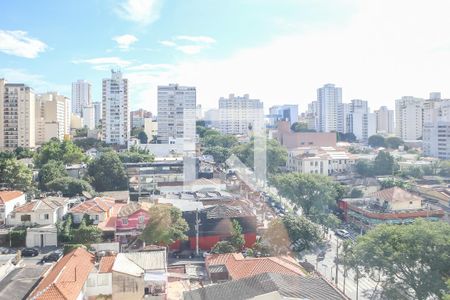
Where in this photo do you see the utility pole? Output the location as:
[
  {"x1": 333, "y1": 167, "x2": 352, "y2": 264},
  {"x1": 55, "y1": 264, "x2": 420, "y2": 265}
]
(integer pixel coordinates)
[
  {"x1": 356, "y1": 268, "x2": 359, "y2": 300},
  {"x1": 335, "y1": 240, "x2": 339, "y2": 285},
  {"x1": 195, "y1": 209, "x2": 200, "y2": 256}
]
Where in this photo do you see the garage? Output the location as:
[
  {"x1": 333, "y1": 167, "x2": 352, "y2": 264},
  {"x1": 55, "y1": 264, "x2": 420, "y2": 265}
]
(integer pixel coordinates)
[{"x1": 26, "y1": 225, "x2": 58, "y2": 248}]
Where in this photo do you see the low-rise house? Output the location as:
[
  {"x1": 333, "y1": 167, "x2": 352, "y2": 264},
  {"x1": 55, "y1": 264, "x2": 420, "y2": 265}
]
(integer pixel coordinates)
[
  {"x1": 29, "y1": 247, "x2": 95, "y2": 300},
  {"x1": 7, "y1": 196, "x2": 68, "y2": 226},
  {"x1": 339, "y1": 187, "x2": 445, "y2": 230},
  {"x1": 26, "y1": 225, "x2": 58, "y2": 248},
  {"x1": 65, "y1": 163, "x2": 87, "y2": 179},
  {"x1": 183, "y1": 272, "x2": 349, "y2": 300},
  {"x1": 0, "y1": 191, "x2": 26, "y2": 224},
  {"x1": 205, "y1": 253, "x2": 305, "y2": 282},
  {"x1": 115, "y1": 202, "x2": 150, "y2": 245},
  {"x1": 84, "y1": 255, "x2": 116, "y2": 299},
  {"x1": 112, "y1": 250, "x2": 168, "y2": 300},
  {"x1": 69, "y1": 197, "x2": 115, "y2": 224}
]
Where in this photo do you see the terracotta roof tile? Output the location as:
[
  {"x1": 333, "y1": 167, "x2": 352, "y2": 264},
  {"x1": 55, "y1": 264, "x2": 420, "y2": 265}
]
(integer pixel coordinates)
[
  {"x1": 206, "y1": 253, "x2": 305, "y2": 280},
  {"x1": 371, "y1": 187, "x2": 423, "y2": 203},
  {"x1": 69, "y1": 197, "x2": 114, "y2": 214},
  {"x1": 0, "y1": 191, "x2": 23, "y2": 204},
  {"x1": 14, "y1": 197, "x2": 67, "y2": 213},
  {"x1": 98, "y1": 255, "x2": 116, "y2": 273},
  {"x1": 30, "y1": 247, "x2": 95, "y2": 300}
]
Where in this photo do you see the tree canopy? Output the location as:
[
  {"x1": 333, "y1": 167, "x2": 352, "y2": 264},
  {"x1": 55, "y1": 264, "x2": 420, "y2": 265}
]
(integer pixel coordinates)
[
  {"x1": 140, "y1": 205, "x2": 188, "y2": 246},
  {"x1": 355, "y1": 151, "x2": 398, "y2": 177},
  {"x1": 290, "y1": 122, "x2": 316, "y2": 132},
  {"x1": 34, "y1": 139, "x2": 86, "y2": 167},
  {"x1": 272, "y1": 173, "x2": 338, "y2": 216},
  {"x1": 137, "y1": 131, "x2": 148, "y2": 144},
  {"x1": 47, "y1": 177, "x2": 94, "y2": 197},
  {"x1": 0, "y1": 156, "x2": 33, "y2": 192},
  {"x1": 38, "y1": 160, "x2": 68, "y2": 190},
  {"x1": 346, "y1": 220, "x2": 450, "y2": 300},
  {"x1": 87, "y1": 150, "x2": 128, "y2": 192},
  {"x1": 118, "y1": 146, "x2": 154, "y2": 163},
  {"x1": 385, "y1": 136, "x2": 404, "y2": 149},
  {"x1": 337, "y1": 132, "x2": 357, "y2": 143},
  {"x1": 368, "y1": 135, "x2": 386, "y2": 148}
]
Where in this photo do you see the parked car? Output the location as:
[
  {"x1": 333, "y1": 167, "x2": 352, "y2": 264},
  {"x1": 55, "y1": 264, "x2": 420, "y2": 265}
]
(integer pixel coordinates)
[
  {"x1": 41, "y1": 250, "x2": 62, "y2": 263},
  {"x1": 21, "y1": 248, "x2": 39, "y2": 257},
  {"x1": 172, "y1": 249, "x2": 195, "y2": 259},
  {"x1": 335, "y1": 229, "x2": 350, "y2": 239},
  {"x1": 0, "y1": 247, "x2": 10, "y2": 254},
  {"x1": 317, "y1": 251, "x2": 326, "y2": 261}
]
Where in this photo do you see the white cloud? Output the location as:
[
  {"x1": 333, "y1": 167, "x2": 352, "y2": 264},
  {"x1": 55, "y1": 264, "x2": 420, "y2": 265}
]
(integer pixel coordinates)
[
  {"x1": 113, "y1": 34, "x2": 138, "y2": 50},
  {"x1": 160, "y1": 35, "x2": 216, "y2": 55},
  {"x1": 0, "y1": 68, "x2": 69, "y2": 94},
  {"x1": 0, "y1": 30, "x2": 47, "y2": 58},
  {"x1": 115, "y1": 0, "x2": 163, "y2": 25},
  {"x1": 73, "y1": 56, "x2": 132, "y2": 70},
  {"x1": 127, "y1": 0, "x2": 450, "y2": 113}
]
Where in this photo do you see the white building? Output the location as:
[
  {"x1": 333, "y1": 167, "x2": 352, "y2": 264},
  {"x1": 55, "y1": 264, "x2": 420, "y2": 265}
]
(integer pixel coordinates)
[
  {"x1": 7, "y1": 197, "x2": 68, "y2": 226},
  {"x1": 35, "y1": 92, "x2": 70, "y2": 144},
  {"x1": 337, "y1": 103, "x2": 350, "y2": 133},
  {"x1": 0, "y1": 80, "x2": 36, "y2": 150},
  {"x1": 93, "y1": 101, "x2": 102, "y2": 127},
  {"x1": 395, "y1": 96, "x2": 424, "y2": 140},
  {"x1": 374, "y1": 106, "x2": 394, "y2": 134},
  {"x1": 346, "y1": 99, "x2": 375, "y2": 142},
  {"x1": 218, "y1": 94, "x2": 264, "y2": 135},
  {"x1": 83, "y1": 105, "x2": 95, "y2": 130},
  {"x1": 423, "y1": 98, "x2": 450, "y2": 159},
  {"x1": 317, "y1": 84, "x2": 342, "y2": 132},
  {"x1": 287, "y1": 147, "x2": 356, "y2": 176},
  {"x1": 204, "y1": 109, "x2": 220, "y2": 128},
  {"x1": 157, "y1": 84, "x2": 196, "y2": 143},
  {"x1": 0, "y1": 191, "x2": 26, "y2": 224},
  {"x1": 102, "y1": 70, "x2": 129, "y2": 145},
  {"x1": 72, "y1": 80, "x2": 92, "y2": 116},
  {"x1": 269, "y1": 105, "x2": 298, "y2": 126}
]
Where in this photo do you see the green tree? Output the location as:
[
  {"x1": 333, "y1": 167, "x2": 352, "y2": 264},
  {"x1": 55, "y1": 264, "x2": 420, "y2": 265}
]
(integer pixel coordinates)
[
  {"x1": 73, "y1": 138, "x2": 107, "y2": 151},
  {"x1": 118, "y1": 147, "x2": 154, "y2": 163},
  {"x1": 282, "y1": 214, "x2": 324, "y2": 252},
  {"x1": 74, "y1": 126, "x2": 88, "y2": 137},
  {"x1": 203, "y1": 134, "x2": 238, "y2": 148},
  {"x1": 35, "y1": 139, "x2": 86, "y2": 167},
  {"x1": 203, "y1": 146, "x2": 231, "y2": 164},
  {"x1": 229, "y1": 220, "x2": 245, "y2": 250},
  {"x1": 379, "y1": 177, "x2": 410, "y2": 189},
  {"x1": 211, "y1": 241, "x2": 236, "y2": 254},
  {"x1": 47, "y1": 177, "x2": 94, "y2": 197},
  {"x1": 346, "y1": 220, "x2": 450, "y2": 300},
  {"x1": 400, "y1": 166, "x2": 424, "y2": 179},
  {"x1": 337, "y1": 132, "x2": 356, "y2": 143},
  {"x1": 368, "y1": 135, "x2": 386, "y2": 148},
  {"x1": 0, "y1": 157, "x2": 33, "y2": 191},
  {"x1": 355, "y1": 160, "x2": 373, "y2": 177},
  {"x1": 140, "y1": 205, "x2": 188, "y2": 246},
  {"x1": 137, "y1": 131, "x2": 148, "y2": 144},
  {"x1": 349, "y1": 188, "x2": 364, "y2": 198},
  {"x1": 272, "y1": 173, "x2": 337, "y2": 216},
  {"x1": 87, "y1": 151, "x2": 128, "y2": 191},
  {"x1": 72, "y1": 218, "x2": 102, "y2": 244},
  {"x1": 373, "y1": 151, "x2": 398, "y2": 175},
  {"x1": 385, "y1": 136, "x2": 404, "y2": 149},
  {"x1": 290, "y1": 122, "x2": 315, "y2": 132},
  {"x1": 233, "y1": 139, "x2": 287, "y2": 174},
  {"x1": 38, "y1": 160, "x2": 68, "y2": 190},
  {"x1": 14, "y1": 147, "x2": 34, "y2": 159},
  {"x1": 439, "y1": 161, "x2": 450, "y2": 177}
]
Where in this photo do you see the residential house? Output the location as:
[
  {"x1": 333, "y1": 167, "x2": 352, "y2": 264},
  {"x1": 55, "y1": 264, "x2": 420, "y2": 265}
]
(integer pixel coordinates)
[
  {"x1": 7, "y1": 197, "x2": 68, "y2": 226},
  {"x1": 183, "y1": 272, "x2": 349, "y2": 300},
  {"x1": 0, "y1": 191, "x2": 26, "y2": 224},
  {"x1": 84, "y1": 255, "x2": 116, "y2": 299},
  {"x1": 181, "y1": 204, "x2": 257, "y2": 251},
  {"x1": 112, "y1": 250, "x2": 168, "y2": 300},
  {"x1": 69, "y1": 197, "x2": 115, "y2": 224},
  {"x1": 29, "y1": 247, "x2": 95, "y2": 300},
  {"x1": 339, "y1": 187, "x2": 445, "y2": 230},
  {"x1": 205, "y1": 253, "x2": 305, "y2": 282},
  {"x1": 115, "y1": 202, "x2": 151, "y2": 246}
]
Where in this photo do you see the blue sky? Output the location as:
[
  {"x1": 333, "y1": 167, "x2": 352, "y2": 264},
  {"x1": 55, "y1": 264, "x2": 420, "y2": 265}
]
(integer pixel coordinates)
[{"x1": 2, "y1": 0, "x2": 450, "y2": 113}]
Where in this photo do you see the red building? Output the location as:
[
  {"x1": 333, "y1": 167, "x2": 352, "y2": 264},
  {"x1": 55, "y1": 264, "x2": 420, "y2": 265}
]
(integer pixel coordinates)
[
  {"x1": 179, "y1": 204, "x2": 257, "y2": 251},
  {"x1": 115, "y1": 202, "x2": 151, "y2": 245}
]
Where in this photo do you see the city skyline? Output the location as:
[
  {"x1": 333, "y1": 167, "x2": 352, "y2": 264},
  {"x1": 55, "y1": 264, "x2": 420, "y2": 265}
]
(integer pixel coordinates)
[{"x1": 2, "y1": 0, "x2": 450, "y2": 113}]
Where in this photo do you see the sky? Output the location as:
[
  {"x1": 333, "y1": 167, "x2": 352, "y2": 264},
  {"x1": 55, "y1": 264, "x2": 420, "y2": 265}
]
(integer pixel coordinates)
[{"x1": 2, "y1": 0, "x2": 450, "y2": 113}]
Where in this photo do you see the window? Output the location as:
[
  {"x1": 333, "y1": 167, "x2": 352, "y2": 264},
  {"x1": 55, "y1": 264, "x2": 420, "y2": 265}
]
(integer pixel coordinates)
[
  {"x1": 122, "y1": 218, "x2": 128, "y2": 225},
  {"x1": 138, "y1": 215, "x2": 145, "y2": 223},
  {"x1": 21, "y1": 215, "x2": 31, "y2": 222},
  {"x1": 44, "y1": 214, "x2": 49, "y2": 220}
]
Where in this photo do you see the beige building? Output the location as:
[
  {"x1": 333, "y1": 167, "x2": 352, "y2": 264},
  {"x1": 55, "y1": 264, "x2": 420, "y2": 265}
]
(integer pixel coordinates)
[
  {"x1": 274, "y1": 121, "x2": 337, "y2": 150},
  {"x1": 71, "y1": 113, "x2": 84, "y2": 129},
  {"x1": 35, "y1": 92, "x2": 70, "y2": 144},
  {"x1": 287, "y1": 146, "x2": 355, "y2": 176},
  {"x1": 144, "y1": 118, "x2": 157, "y2": 141},
  {"x1": 0, "y1": 79, "x2": 36, "y2": 150}
]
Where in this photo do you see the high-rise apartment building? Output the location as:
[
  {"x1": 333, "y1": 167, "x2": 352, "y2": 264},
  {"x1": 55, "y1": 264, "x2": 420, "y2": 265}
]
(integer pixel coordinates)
[
  {"x1": 0, "y1": 79, "x2": 36, "y2": 150},
  {"x1": 82, "y1": 105, "x2": 95, "y2": 130},
  {"x1": 102, "y1": 70, "x2": 129, "y2": 145},
  {"x1": 269, "y1": 105, "x2": 299, "y2": 126},
  {"x1": 346, "y1": 99, "x2": 375, "y2": 142},
  {"x1": 374, "y1": 106, "x2": 394, "y2": 134},
  {"x1": 71, "y1": 80, "x2": 92, "y2": 116},
  {"x1": 317, "y1": 84, "x2": 342, "y2": 132},
  {"x1": 35, "y1": 92, "x2": 70, "y2": 144},
  {"x1": 423, "y1": 95, "x2": 450, "y2": 159},
  {"x1": 337, "y1": 103, "x2": 350, "y2": 133},
  {"x1": 218, "y1": 94, "x2": 264, "y2": 135},
  {"x1": 157, "y1": 84, "x2": 196, "y2": 143},
  {"x1": 93, "y1": 101, "x2": 102, "y2": 127},
  {"x1": 395, "y1": 96, "x2": 424, "y2": 140},
  {"x1": 130, "y1": 109, "x2": 152, "y2": 129}
]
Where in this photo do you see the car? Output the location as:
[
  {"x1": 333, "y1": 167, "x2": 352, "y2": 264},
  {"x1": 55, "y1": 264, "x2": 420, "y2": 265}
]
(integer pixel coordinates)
[
  {"x1": 172, "y1": 249, "x2": 195, "y2": 259},
  {"x1": 0, "y1": 247, "x2": 11, "y2": 254},
  {"x1": 21, "y1": 247, "x2": 39, "y2": 257},
  {"x1": 41, "y1": 250, "x2": 62, "y2": 263},
  {"x1": 317, "y1": 251, "x2": 326, "y2": 261},
  {"x1": 335, "y1": 229, "x2": 350, "y2": 239}
]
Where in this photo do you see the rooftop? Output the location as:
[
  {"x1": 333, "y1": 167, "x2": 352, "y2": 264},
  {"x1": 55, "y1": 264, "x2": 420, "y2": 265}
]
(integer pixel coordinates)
[
  {"x1": 371, "y1": 187, "x2": 423, "y2": 204},
  {"x1": 204, "y1": 204, "x2": 254, "y2": 219},
  {"x1": 13, "y1": 197, "x2": 67, "y2": 213},
  {"x1": 112, "y1": 250, "x2": 167, "y2": 276},
  {"x1": 30, "y1": 247, "x2": 95, "y2": 300},
  {"x1": 98, "y1": 255, "x2": 116, "y2": 273},
  {"x1": 69, "y1": 197, "x2": 115, "y2": 214},
  {"x1": 183, "y1": 272, "x2": 348, "y2": 300},
  {"x1": 0, "y1": 191, "x2": 23, "y2": 204},
  {"x1": 206, "y1": 253, "x2": 305, "y2": 280}
]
